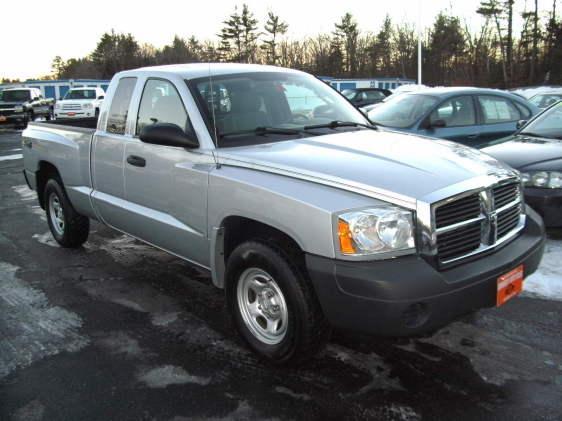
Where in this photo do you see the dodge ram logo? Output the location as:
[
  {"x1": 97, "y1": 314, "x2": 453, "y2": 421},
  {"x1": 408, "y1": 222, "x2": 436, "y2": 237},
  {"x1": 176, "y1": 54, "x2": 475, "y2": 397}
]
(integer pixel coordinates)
[{"x1": 480, "y1": 189, "x2": 498, "y2": 245}]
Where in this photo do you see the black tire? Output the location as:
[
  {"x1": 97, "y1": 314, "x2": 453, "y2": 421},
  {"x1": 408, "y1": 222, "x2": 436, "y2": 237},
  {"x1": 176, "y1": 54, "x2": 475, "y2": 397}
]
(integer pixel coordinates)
[
  {"x1": 46, "y1": 107, "x2": 53, "y2": 121},
  {"x1": 226, "y1": 240, "x2": 330, "y2": 365},
  {"x1": 44, "y1": 178, "x2": 89, "y2": 248},
  {"x1": 95, "y1": 108, "x2": 100, "y2": 119}
]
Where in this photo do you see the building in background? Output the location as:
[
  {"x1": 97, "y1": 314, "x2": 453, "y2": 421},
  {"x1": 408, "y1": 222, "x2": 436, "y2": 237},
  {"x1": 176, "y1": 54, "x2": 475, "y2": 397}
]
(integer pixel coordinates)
[
  {"x1": 319, "y1": 77, "x2": 416, "y2": 92},
  {"x1": 0, "y1": 79, "x2": 110, "y2": 100}
]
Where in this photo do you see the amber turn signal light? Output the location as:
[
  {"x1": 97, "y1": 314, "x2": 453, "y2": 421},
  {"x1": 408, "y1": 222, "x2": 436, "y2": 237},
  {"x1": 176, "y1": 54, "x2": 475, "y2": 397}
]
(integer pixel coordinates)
[{"x1": 338, "y1": 219, "x2": 356, "y2": 254}]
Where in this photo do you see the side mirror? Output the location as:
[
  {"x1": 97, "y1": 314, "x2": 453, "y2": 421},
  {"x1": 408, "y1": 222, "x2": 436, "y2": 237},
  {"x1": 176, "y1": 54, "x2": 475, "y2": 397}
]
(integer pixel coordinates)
[
  {"x1": 59, "y1": 97, "x2": 63, "y2": 101},
  {"x1": 140, "y1": 123, "x2": 199, "y2": 148},
  {"x1": 97, "y1": 95, "x2": 105, "y2": 100},
  {"x1": 430, "y1": 119, "x2": 447, "y2": 129},
  {"x1": 516, "y1": 119, "x2": 528, "y2": 130}
]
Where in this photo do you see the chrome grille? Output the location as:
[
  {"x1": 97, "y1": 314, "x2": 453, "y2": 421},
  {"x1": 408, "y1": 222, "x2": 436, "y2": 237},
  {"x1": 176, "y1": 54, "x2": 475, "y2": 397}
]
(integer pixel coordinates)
[
  {"x1": 435, "y1": 193, "x2": 480, "y2": 228},
  {"x1": 434, "y1": 180, "x2": 524, "y2": 265},
  {"x1": 62, "y1": 103, "x2": 81, "y2": 110},
  {"x1": 493, "y1": 183, "x2": 519, "y2": 209}
]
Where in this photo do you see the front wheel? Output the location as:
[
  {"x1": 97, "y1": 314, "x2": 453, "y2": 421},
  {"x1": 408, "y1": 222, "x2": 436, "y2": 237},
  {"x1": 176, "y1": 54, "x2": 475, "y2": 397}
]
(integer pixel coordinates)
[
  {"x1": 226, "y1": 241, "x2": 330, "y2": 365},
  {"x1": 44, "y1": 178, "x2": 90, "y2": 247}
]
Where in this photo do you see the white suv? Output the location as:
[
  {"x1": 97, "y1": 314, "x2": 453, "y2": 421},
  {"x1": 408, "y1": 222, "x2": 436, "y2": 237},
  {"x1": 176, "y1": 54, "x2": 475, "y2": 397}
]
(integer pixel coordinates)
[{"x1": 54, "y1": 87, "x2": 105, "y2": 119}]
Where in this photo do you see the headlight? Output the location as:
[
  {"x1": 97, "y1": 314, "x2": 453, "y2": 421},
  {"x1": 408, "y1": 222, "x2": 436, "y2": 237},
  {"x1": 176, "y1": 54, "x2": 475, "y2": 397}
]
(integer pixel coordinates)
[
  {"x1": 337, "y1": 206, "x2": 415, "y2": 256},
  {"x1": 55, "y1": 103, "x2": 61, "y2": 109},
  {"x1": 82, "y1": 103, "x2": 93, "y2": 109},
  {"x1": 521, "y1": 171, "x2": 562, "y2": 188},
  {"x1": 14, "y1": 105, "x2": 24, "y2": 113}
]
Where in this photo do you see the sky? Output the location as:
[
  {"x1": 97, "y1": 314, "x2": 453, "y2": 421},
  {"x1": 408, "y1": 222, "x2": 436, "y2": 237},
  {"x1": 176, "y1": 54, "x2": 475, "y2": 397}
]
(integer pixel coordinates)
[{"x1": 1, "y1": 0, "x2": 552, "y2": 80}]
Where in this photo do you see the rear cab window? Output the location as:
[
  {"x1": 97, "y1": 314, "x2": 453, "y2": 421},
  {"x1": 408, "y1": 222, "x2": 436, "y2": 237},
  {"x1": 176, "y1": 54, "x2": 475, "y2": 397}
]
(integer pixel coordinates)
[{"x1": 106, "y1": 77, "x2": 137, "y2": 135}]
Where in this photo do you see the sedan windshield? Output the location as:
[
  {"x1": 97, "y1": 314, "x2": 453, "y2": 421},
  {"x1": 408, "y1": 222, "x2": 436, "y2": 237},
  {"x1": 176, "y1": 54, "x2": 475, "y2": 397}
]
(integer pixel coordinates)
[
  {"x1": 190, "y1": 72, "x2": 369, "y2": 147},
  {"x1": 64, "y1": 90, "x2": 97, "y2": 100},
  {"x1": 367, "y1": 94, "x2": 438, "y2": 128},
  {"x1": 520, "y1": 101, "x2": 562, "y2": 139},
  {"x1": 1, "y1": 90, "x2": 31, "y2": 102},
  {"x1": 529, "y1": 93, "x2": 562, "y2": 109}
]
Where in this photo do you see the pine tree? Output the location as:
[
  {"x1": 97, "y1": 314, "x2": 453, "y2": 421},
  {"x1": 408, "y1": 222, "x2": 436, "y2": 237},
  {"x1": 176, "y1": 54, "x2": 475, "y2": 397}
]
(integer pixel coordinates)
[{"x1": 262, "y1": 11, "x2": 289, "y2": 65}]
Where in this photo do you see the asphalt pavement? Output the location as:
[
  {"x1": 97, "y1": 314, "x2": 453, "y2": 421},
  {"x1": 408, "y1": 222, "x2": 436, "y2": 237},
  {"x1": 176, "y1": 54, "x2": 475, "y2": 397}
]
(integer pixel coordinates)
[{"x1": 1, "y1": 129, "x2": 561, "y2": 421}]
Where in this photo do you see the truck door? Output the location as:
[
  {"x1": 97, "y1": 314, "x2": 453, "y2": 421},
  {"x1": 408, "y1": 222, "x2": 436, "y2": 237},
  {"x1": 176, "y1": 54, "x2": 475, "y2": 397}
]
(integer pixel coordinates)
[
  {"x1": 91, "y1": 77, "x2": 137, "y2": 228},
  {"x1": 121, "y1": 78, "x2": 210, "y2": 266}
]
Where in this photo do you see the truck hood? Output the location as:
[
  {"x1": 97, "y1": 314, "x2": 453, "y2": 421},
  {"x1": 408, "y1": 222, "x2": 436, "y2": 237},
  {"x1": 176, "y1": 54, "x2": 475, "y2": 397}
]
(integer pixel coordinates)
[{"x1": 218, "y1": 129, "x2": 516, "y2": 206}]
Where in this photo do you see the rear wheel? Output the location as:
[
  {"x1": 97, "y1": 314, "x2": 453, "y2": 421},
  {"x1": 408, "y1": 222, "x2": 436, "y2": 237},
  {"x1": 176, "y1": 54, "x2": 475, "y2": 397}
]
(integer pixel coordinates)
[
  {"x1": 44, "y1": 178, "x2": 89, "y2": 247},
  {"x1": 226, "y1": 241, "x2": 330, "y2": 365}
]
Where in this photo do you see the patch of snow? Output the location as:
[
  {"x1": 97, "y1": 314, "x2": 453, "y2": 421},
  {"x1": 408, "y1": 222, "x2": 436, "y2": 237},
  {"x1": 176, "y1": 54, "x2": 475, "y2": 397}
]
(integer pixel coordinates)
[
  {"x1": 0, "y1": 262, "x2": 88, "y2": 379},
  {"x1": 0, "y1": 153, "x2": 23, "y2": 161},
  {"x1": 274, "y1": 385, "x2": 311, "y2": 401},
  {"x1": 32, "y1": 232, "x2": 59, "y2": 248},
  {"x1": 12, "y1": 184, "x2": 36, "y2": 201},
  {"x1": 138, "y1": 365, "x2": 210, "y2": 388},
  {"x1": 524, "y1": 239, "x2": 562, "y2": 301}
]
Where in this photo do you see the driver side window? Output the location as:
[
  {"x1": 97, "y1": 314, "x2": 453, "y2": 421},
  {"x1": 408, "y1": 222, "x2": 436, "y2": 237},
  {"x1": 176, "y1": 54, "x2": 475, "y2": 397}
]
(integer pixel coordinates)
[
  {"x1": 136, "y1": 79, "x2": 191, "y2": 136},
  {"x1": 430, "y1": 96, "x2": 476, "y2": 127}
]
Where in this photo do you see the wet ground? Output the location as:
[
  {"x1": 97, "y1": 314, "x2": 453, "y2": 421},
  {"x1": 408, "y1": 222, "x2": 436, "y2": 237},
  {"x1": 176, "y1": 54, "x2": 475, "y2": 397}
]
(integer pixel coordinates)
[{"x1": 1, "y1": 130, "x2": 561, "y2": 420}]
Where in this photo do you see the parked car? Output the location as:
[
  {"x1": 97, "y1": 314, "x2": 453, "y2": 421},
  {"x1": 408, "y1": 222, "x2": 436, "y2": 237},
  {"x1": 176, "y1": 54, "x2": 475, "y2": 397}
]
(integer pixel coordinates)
[
  {"x1": 0, "y1": 87, "x2": 54, "y2": 128},
  {"x1": 342, "y1": 87, "x2": 391, "y2": 108},
  {"x1": 22, "y1": 64, "x2": 545, "y2": 364},
  {"x1": 54, "y1": 87, "x2": 105, "y2": 119},
  {"x1": 482, "y1": 101, "x2": 562, "y2": 227},
  {"x1": 528, "y1": 90, "x2": 562, "y2": 109},
  {"x1": 509, "y1": 85, "x2": 562, "y2": 99},
  {"x1": 367, "y1": 87, "x2": 539, "y2": 148}
]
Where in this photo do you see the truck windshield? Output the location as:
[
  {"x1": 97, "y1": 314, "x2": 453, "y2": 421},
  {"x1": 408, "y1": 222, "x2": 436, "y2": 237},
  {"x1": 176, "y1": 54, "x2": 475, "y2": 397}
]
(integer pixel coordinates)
[
  {"x1": 367, "y1": 94, "x2": 438, "y2": 128},
  {"x1": 189, "y1": 72, "x2": 369, "y2": 147},
  {"x1": 1, "y1": 90, "x2": 31, "y2": 102},
  {"x1": 64, "y1": 90, "x2": 97, "y2": 100}
]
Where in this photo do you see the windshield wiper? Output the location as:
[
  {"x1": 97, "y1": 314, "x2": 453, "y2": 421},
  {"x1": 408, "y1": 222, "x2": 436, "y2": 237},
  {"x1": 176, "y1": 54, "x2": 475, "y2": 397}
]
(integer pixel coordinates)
[
  {"x1": 220, "y1": 126, "x2": 312, "y2": 138},
  {"x1": 303, "y1": 120, "x2": 378, "y2": 131},
  {"x1": 519, "y1": 132, "x2": 553, "y2": 139}
]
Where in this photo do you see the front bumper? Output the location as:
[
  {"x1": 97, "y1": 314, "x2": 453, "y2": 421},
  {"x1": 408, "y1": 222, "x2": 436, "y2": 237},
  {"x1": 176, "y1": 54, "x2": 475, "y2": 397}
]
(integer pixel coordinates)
[
  {"x1": 306, "y1": 206, "x2": 546, "y2": 337},
  {"x1": 0, "y1": 113, "x2": 26, "y2": 126},
  {"x1": 55, "y1": 110, "x2": 94, "y2": 118},
  {"x1": 524, "y1": 187, "x2": 562, "y2": 228}
]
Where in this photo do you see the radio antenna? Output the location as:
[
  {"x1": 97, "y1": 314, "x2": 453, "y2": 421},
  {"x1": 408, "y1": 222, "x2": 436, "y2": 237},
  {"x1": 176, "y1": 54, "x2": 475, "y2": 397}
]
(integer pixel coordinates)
[{"x1": 208, "y1": 62, "x2": 220, "y2": 168}]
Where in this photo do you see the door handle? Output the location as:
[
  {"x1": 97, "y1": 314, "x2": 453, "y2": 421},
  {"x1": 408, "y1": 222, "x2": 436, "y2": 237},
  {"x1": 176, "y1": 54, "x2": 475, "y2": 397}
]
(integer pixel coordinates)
[
  {"x1": 127, "y1": 155, "x2": 146, "y2": 167},
  {"x1": 466, "y1": 134, "x2": 479, "y2": 139}
]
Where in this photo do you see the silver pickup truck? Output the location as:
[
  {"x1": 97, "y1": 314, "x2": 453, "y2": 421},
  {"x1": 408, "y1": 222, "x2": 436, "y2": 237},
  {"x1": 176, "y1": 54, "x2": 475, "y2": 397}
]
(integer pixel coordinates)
[{"x1": 22, "y1": 64, "x2": 546, "y2": 364}]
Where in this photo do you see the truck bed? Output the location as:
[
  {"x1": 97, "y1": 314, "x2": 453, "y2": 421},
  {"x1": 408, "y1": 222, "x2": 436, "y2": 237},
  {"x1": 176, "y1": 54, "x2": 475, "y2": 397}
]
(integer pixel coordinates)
[
  {"x1": 35, "y1": 117, "x2": 98, "y2": 130},
  {"x1": 23, "y1": 118, "x2": 98, "y2": 220}
]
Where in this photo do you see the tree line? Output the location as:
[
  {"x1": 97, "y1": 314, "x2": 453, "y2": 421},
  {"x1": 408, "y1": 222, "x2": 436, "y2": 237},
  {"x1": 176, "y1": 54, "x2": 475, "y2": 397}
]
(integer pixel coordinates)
[{"x1": 6, "y1": 1, "x2": 562, "y2": 88}]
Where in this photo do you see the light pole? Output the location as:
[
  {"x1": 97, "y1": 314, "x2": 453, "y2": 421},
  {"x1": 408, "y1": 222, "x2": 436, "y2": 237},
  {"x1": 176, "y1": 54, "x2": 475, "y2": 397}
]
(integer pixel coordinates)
[{"x1": 417, "y1": 0, "x2": 422, "y2": 85}]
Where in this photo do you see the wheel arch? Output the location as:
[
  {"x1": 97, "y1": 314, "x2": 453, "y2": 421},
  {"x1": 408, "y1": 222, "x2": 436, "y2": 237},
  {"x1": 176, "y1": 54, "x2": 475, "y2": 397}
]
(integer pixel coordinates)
[
  {"x1": 211, "y1": 215, "x2": 307, "y2": 289},
  {"x1": 35, "y1": 161, "x2": 61, "y2": 209}
]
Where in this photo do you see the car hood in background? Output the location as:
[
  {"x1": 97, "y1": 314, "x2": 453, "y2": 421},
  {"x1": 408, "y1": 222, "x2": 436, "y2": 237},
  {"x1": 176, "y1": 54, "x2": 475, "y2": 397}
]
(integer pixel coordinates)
[
  {"x1": 218, "y1": 129, "x2": 516, "y2": 206},
  {"x1": 482, "y1": 134, "x2": 562, "y2": 169}
]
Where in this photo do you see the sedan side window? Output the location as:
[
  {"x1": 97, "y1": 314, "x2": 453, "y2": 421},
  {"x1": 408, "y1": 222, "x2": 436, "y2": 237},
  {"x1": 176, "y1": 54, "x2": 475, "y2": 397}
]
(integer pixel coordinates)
[
  {"x1": 430, "y1": 96, "x2": 476, "y2": 127},
  {"x1": 477, "y1": 95, "x2": 520, "y2": 124},
  {"x1": 137, "y1": 79, "x2": 191, "y2": 135}
]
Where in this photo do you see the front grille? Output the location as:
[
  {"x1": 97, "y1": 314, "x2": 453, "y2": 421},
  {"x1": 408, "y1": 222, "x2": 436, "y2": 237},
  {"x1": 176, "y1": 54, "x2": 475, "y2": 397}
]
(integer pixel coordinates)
[
  {"x1": 435, "y1": 193, "x2": 480, "y2": 228},
  {"x1": 62, "y1": 104, "x2": 82, "y2": 110},
  {"x1": 0, "y1": 109, "x2": 15, "y2": 116},
  {"x1": 497, "y1": 203, "x2": 521, "y2": 238},
  {"x1": 0, "y1": 104, "x2": 15, "y2": 110},
  {"x1": 437, "y1": 221, "x2": 482, "y2": 261},
  {"x1": 493, "y1": 183, "x2": 519, "y2": 208},
  {"x1": 434, "y1": 181, "x2": 523, "y2": 265}
]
